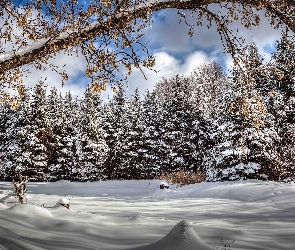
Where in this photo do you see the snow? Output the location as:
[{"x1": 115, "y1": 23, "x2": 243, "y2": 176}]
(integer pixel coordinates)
[
  {"x1": 0, "y1": 38, "x2": 49, "y2": 63},
  {"x1": 160, "y1": 181, "x2": 169, "y2": 188},
  {"x1": 0, "y1": 179, "x2": 294, "y2": 249},
  {"x1": 57, "y1": 197, "x2": 70, "y2": 206},
  {"x1": 8, "y1": 204, "x2": 53, "y2": 217},
  {"x1": 130, "y1": 220, "x2": 214, "y2": 250}
]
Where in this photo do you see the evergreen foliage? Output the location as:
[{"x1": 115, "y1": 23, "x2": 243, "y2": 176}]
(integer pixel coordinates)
[
  {"x1": 265, "y1": 30, "x2": 295, "y2": 179},
  {"x1": 156, "y1": 75, "x2": 199, "y2": 173},
  {"x1": 1, "y1": 37, "x2": 295, "y2": 182},
  {"x1": 76, "y1": 88, "x2": 109, "y2": 181},
  {"x1": 102, "y1": 85, "x2": 131, "y2": 179}
]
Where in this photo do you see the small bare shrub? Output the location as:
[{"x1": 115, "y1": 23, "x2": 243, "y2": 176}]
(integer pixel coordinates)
[
  {"x1": 13, "y1": 175, "x2": 28, "y2": 204},
  {"x1": 156, "y1": 170, "x2": 206, "y2": 187},
  {"x1": 216, "y1": 239, "x2": 235, "y2": 250}
]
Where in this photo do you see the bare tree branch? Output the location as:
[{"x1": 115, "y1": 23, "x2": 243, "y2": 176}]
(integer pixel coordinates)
[{"x1": 0, "y1": 0, "x2": 294, "y2": 94}]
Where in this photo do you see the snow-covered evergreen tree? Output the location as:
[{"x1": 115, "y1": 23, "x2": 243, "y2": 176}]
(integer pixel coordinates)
[
  {"x1": 3, "y1": 88, "x2": 33, "y2": 178},
  {"x1": 206, "y1": 116, "x2": 278, "y2": 181},
  {"x1": 33, "y1": 83, "x2": 57, "y2": 172},
  {"x1": 270, "y1": 30, "x2": 295, "y2": 121},
  {"x1": 154, "y1": 75, "x2": 199, "y2": 173},
  {"x1": 102, "y1": 85, "x2": 130, "y2": 179},
  {"x1": 266, "y1": 30, "x2": 295, "y2": 177},
  {"x1": 124, "y1": 88, "x2": 146, "y2": 178},
  {"x1": 206, "y1": 44, "x2": 279, "y2": 181},
  {"x1": 184, "y1": 63, "x2": 231, "y2": 177},
  {"x1": 0, "y1": 99, "x2": 14, "y2": 179},
  {"x1": 2, "y1": 84, "x2": 51, "y2": 179},
  {"x1": 46, "y1": 87, "x2": 63, "y2": 177},
  {"x1": 141, "y1": 90, "x2": 163, "y2": 177},
  {"x1": 52, "y1": 91, "x2": 79, "y2": 180},
  {"x1": 76, "y1": 88, "x2": 109, "y2": 181}
]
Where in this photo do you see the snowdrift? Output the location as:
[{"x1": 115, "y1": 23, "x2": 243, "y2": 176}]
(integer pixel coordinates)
[
  {"x1": 0, "y1": 179, "x2": 294, "y2": 249},
  {"x1": 8, "y1": 204, "x2": 53, "y2": 217},
  {"x1": 130, "y1": 220, "x2": 214, "y2": 250}
]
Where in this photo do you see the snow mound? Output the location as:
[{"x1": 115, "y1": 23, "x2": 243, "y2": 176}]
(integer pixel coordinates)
[
  {"x1": 130, "y1": 220, "x2": 214, "y2": 250},
  {"x1": 53, "y1": 197, "x2": 71, "y2": 209},
  {"x1": 8, "y1": 204, "x2": 53, "y2": 217},
  {"x1": 57, "y1": 197, "x2": 70, "y2": 205}
]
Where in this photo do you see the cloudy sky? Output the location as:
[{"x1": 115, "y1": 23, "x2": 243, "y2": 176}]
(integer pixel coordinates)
[{"x1": 4, "y1": 1, "x2": 289, "y2": 100}]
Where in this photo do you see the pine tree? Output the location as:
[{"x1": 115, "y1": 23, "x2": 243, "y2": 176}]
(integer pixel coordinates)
[
  {"x1": 102, "y1": 85, "x2": 130, "y2": 179},
  {"x1": 187, "y1": 63, "x2": 229, "y2": 174},
  {"x1": 0, "y1": 99, "x2": 14, "y2": 180},
  {"x1": 123, "y1": 88, "x2": 146, "y2": 178},
  {"x1": 21, "y1": 82, "x2": 58, "y2": 179},
  {"x1": 46, "y1": 87, "x2": 63, "y2": 178},
  {"x1": 3, "y1": 87, "x2": 38, "y2": 178},
  {"x1": 76, "y1": 88, "x2": 109, "y2": 181},
  {"x1": 53, "y1": 91, "x2": 79, "y2": 180},
  {"x1": 266, "y1": 30, "x2": 295, "y2": 178},
  {"x1": 154, "y1": 75, "x2": 198, "y2": 173},
  {"x1": 206, "y1": 45, "x2": 279, "y2": 181},
  {"x1": 141, "y1": 90, "x2": 163, "y2": 178}
]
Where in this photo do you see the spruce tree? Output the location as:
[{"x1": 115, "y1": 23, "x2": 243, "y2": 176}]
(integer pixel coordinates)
[
  {"x1": 102, "y1": 85, "x2": 130, "y2": 179},
  {"x1": 141, "y1": 90, "x2": 163, "y2": 178},
  {"x1": 3, "y1": 85, "x2": 49, "y2": 179},
  {"x1": 77, "y1": 88, "x2": 109, "y2": 181},
  {"x1": 0, "y1": 99, "x2": 15, "y2": 180},
  {"x1": 124, "y1": 88, "x2": 146, "y2": 178},
  {"x1": 53, "y1": 91, "x2": 79, "y2": 180},
  {"x1": 26, "y1": 82, "x2": 57, "y2": 178},
  {"x1": 267, "y1": 30, "x2": 295, "y2": 178},
  {"x1": 206, "y1": 45, "x2": 279, "y2": 181},
  {"x1": 46, "y1": 87, "x2": 64, "y2": 179},
  {"x1": 155, "y1": 75, "x2": 198, "y2": 173}
]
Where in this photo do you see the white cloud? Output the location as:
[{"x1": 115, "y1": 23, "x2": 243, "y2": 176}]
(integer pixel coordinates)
[
  {"x1": 180, "y1": 51, "x2": 216, "y2": 75},
  {"x1": 1, "y1": 4, "x2": 292, "y2": 101},
  {"x1": 125, "y1": 5, "x2": 293, "y2": 98},
  {"x1": 0, "y1": 7, "x2": 90, "y2": 98},
  {"x1": 125, "y1": 50, "x2": 216, "y2": 97},
  {"x1": 21, "y1": 50, "x2": 88, "y2": 98},
  {"x1": 21, "y1": 49, "x2": 216, "y2": 100},
  {"x1": 144, "y1": 6, "x2": 286, "y2": 69}
]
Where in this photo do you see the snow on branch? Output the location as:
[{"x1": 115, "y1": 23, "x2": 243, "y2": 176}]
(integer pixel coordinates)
[
  {"x1": 0, "y1": 0, "x2": 294, "y2": 95},
  {"x1": 0, "y1": 0, "x2": 294, "y2": 75}
]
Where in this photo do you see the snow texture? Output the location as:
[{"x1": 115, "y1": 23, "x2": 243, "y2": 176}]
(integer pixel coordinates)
[
  {"x1": 8, "y1": 204, "x2": 53, "y2": 217},
  {"x1": 0, "y1": 180, "x2": 294, "y2": 249},
  {"x1": 130, "y1": 220, "x2": 214, "y2": 250}
]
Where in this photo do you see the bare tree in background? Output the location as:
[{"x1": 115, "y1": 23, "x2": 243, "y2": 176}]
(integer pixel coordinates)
[{"x1": 0, "y1": 0, "x2": 294, "y2": 101}]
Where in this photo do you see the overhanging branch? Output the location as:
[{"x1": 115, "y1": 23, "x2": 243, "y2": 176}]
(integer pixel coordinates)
[{"x1": 0, "y1": 0, "x2": 294, "y2": 76}]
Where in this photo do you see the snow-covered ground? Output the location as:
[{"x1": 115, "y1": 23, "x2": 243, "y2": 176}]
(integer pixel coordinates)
[{"x1": 0, "y1": 180, "x2": 294, "y2": 249}]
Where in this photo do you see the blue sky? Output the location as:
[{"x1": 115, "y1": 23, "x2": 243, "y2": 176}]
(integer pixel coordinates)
[{"x1": 8, "y1": 1, "x2": 288, "y2": 99}]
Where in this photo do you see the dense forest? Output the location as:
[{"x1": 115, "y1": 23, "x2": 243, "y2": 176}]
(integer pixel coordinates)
[{"x1": 0, "y1": 34, "x2": 294, "y2": 182}]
